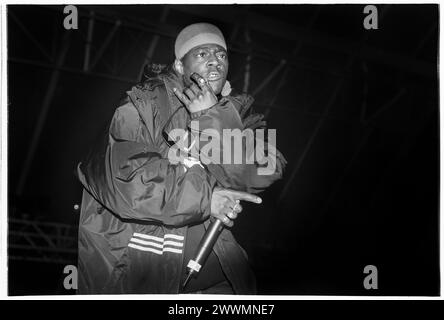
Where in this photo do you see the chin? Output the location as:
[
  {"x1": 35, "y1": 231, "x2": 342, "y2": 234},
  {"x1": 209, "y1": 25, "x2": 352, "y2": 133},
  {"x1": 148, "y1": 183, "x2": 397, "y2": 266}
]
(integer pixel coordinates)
[{"x1": 209, "y1": 81, "x2": 224, "y2": 95}]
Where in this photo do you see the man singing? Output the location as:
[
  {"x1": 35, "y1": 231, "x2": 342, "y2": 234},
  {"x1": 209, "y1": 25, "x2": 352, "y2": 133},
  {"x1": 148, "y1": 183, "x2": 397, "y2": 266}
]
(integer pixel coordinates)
[{"x1": 76, "y1": 22, "x2": 286, "y2": 294}]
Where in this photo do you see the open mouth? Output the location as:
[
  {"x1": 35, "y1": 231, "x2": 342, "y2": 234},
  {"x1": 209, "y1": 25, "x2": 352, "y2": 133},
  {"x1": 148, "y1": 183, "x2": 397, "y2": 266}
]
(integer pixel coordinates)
[{"x1": 207, "y1": 72, "x2": 221, "y2": 82}]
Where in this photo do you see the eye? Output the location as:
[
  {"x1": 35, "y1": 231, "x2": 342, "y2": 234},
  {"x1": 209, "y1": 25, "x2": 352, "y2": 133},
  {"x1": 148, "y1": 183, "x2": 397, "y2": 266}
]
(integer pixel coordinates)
[
  {"x1": 197, "y1": 51, "x2": 207, "y2": 58},
  {"x1": 217, "y1": 52, "x2": 227, "y2": 60}
]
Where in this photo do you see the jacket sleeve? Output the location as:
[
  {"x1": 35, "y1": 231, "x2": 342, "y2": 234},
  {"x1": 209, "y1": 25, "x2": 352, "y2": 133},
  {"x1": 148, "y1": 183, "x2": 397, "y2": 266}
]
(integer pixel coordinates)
[
  {"x1": 188, "y1": 94, "x2": 287, "y2": 194},
  {"x1": 78, "y1": 101, "x2": 217, "y2": 227}
]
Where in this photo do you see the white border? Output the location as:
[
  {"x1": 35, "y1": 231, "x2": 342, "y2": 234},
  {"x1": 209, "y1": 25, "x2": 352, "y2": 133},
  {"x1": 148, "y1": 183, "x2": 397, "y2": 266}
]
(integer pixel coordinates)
[{"x1": 0, "y1": 0, "x2": 442, "y2": 301}]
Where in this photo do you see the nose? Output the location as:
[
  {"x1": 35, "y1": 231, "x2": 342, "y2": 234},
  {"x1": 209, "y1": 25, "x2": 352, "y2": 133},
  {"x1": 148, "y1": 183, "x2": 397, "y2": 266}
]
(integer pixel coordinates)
[{"x1": 206, "y1": 53, "x2": 220, "y2": 68}]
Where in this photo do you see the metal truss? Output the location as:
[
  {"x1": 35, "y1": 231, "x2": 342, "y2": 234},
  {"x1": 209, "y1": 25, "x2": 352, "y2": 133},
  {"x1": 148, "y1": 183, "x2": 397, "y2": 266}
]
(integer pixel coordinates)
[{"x1": 9, "y1": 218, "x2": 77, "y2": 265}]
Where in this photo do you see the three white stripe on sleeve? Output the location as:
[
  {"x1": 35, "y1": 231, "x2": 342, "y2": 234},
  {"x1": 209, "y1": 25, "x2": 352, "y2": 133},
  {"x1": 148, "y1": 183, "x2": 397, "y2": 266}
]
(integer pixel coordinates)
[{"x1": 128, "y1": 232, "x2": 184, "y2": 255}]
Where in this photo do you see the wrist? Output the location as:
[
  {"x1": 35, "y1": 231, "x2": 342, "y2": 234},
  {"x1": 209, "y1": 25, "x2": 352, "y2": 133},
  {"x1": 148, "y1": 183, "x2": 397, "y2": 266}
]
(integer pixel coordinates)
[{"x1": 190, "y1": 104, "x2": 216, "y2": 119}]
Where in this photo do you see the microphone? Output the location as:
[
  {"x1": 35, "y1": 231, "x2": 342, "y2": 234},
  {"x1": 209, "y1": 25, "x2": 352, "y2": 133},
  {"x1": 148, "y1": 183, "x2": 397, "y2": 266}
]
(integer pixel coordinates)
[{"x1": 182, "y1": 217, "x2": 225, "y2": 289}]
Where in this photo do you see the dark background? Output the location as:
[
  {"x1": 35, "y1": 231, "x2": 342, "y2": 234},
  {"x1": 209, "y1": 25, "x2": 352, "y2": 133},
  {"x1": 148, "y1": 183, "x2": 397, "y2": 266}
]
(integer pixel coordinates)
[{"x1": 7, "y1": 4, "x2": 439, "y2": 295}]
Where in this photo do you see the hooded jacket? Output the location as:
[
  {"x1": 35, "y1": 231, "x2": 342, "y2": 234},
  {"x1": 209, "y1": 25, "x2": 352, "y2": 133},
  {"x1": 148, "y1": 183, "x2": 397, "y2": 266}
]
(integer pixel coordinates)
[{"x1": 76, "y1": 67, "x2": 286, "y2": 294}]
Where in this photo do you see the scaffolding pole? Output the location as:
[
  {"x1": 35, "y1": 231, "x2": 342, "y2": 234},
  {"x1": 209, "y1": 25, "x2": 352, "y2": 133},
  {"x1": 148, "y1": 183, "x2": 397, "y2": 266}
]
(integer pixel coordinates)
[
  {"x1": 83, "y1": 11, "x2": 95, "y2": 72},
  {"x1": 16, "y1": 32, "x2": 71, "y2": 196},
  {"x1": 90, "y1": 19, "x2": 121, "y2": 71},
  {"x1": 277, "y1": 5, "x2": 393, "y2": 205},
  {"x1": 9, "y1": 218, "x2": 77, "y2": 265},
  {"x1": 137, "y1": 6, "x2": 170, "y2": 81}
]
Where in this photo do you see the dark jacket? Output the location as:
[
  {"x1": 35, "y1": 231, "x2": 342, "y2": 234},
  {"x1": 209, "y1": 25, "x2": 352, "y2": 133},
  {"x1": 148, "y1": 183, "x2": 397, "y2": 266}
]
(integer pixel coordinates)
[{"x1": 76, "y1": 68, "x2": 286, "y2": 294}]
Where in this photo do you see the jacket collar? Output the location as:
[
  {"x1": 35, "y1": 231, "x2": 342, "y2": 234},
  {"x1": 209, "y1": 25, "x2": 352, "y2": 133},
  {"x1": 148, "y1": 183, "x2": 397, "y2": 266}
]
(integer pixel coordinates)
[{"x1": 159, "y1": 67, "x2": 186, "y2": 115}]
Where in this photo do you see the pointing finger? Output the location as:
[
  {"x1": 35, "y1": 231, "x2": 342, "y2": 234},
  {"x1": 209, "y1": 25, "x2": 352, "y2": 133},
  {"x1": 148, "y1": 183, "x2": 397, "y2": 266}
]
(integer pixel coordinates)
[
  {"x1": 226, "y1": 190, "x2": 262, "y2": 204},
  {"x1": 190, "y1": 72, "x2": 215, "y2": 96},
  {"x1": 190, "y1": 72, "x2": 207, "y2": 89},
  {"x1": 191, "y1": 72, "x2": 217, "y2": 98}
]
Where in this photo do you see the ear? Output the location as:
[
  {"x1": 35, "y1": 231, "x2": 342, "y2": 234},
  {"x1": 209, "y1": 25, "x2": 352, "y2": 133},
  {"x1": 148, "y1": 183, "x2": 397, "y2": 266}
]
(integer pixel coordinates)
[{"x1": 173, "y1": 59, "x2": 184, "y2": 75}]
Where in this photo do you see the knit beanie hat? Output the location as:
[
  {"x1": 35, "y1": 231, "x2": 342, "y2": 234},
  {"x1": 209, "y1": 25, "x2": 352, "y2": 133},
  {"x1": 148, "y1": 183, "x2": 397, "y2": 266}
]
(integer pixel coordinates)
[{"x1": 175, "y1": 23, "x2": 227, "y2": 60}]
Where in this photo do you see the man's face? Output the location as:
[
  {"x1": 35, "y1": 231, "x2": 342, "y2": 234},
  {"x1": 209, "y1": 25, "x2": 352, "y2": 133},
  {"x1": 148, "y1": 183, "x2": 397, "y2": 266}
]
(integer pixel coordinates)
[{"x1": 180, "y1": 44, "x2": 229, "y2": 95}]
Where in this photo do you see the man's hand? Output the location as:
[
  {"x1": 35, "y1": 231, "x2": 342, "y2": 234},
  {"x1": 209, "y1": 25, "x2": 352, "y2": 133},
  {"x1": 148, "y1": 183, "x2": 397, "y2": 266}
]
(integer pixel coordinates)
[
  {"x1": 210, "y1": 186, "x2": 262, "y2": 227},
  {"x1": 173, "y1": 73, "x2": 218, "y2": 113}
]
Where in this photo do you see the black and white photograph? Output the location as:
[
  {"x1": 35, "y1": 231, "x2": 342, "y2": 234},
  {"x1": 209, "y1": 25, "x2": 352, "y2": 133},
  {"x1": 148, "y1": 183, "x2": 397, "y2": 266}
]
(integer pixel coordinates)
[{"x1": 3, "y1": 3, "x2": 440, "y2": 298}]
